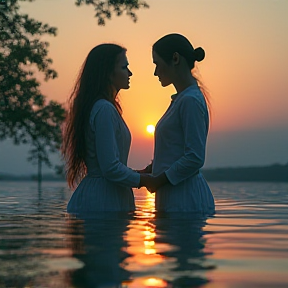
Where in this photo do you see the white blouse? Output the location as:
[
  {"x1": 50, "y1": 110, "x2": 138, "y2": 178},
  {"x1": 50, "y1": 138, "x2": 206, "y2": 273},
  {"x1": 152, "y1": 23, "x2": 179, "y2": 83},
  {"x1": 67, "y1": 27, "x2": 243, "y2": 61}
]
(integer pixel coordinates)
[
  {"x1": 67, "y1": 99, "x2": 140, "y2": 215},
  {"x1": 152, "y1": 83, "x2": 215, "y2": 213}
]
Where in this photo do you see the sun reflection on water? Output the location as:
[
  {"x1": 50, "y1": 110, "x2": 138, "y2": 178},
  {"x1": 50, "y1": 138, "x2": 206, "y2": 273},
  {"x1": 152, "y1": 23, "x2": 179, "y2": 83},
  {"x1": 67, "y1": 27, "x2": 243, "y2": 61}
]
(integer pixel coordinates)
[
  {"x1": 1, "y1": 182, "x2": 287, "y2": 287},
  {"x1": 143, "y1": 277, "x2": 168, "y2": 287},
  {"x1": 124, "y1": 188, "x2": 167, "y2": 271}
]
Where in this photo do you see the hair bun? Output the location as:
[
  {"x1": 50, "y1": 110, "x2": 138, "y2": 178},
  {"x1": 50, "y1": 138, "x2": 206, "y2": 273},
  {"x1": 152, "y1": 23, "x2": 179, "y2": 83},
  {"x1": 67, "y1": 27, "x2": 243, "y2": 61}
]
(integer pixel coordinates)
[{"x1": 194, "y1": 47, "x2": 205, "y2": 62}]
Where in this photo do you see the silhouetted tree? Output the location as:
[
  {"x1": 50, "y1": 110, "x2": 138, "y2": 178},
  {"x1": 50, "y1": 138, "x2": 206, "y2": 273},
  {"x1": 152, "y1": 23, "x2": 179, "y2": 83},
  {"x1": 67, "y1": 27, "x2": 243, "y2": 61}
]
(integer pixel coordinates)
[
  {"x1": 0, "y1": 0, "x2": 65, "y2": 184},
  {"x1": 75, "y1": 0, "x2": 149, "y2": 25},
  {"x1": 26, "y1": 101, "x2": 65, "y2": 188}
]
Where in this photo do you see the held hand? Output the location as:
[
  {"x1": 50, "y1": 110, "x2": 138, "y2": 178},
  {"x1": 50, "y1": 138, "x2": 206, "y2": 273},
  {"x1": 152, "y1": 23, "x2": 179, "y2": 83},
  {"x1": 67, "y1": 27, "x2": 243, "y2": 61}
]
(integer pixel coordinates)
[
  {"x1": 138, "y1": 174, "x2": 155, "y2": 192},
  {"x1": 139, "y1": 172, "x2": 169, "y2": 193}
]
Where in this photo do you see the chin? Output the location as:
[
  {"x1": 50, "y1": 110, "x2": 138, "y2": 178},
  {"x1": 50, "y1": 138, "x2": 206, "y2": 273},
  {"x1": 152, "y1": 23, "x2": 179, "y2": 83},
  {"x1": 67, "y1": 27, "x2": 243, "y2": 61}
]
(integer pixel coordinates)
[{"x1": 161, "y1": 82, "x2": 170, "y2": 87}]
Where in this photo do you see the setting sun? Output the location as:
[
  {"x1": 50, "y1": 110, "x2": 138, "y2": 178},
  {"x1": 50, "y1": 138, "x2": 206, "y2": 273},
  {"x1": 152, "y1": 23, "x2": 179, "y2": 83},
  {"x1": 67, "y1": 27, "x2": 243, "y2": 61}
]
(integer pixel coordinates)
[{"x1": 146, "y1": 125, "x2": 155, "y2": 134}]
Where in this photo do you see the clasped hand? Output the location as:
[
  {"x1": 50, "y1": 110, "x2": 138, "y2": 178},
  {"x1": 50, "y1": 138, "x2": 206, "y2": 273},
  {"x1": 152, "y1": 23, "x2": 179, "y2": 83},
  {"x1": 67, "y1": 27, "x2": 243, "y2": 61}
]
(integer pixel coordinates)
[{"x1": 138, "y1": 172, "x2": 169, "y2": 193}]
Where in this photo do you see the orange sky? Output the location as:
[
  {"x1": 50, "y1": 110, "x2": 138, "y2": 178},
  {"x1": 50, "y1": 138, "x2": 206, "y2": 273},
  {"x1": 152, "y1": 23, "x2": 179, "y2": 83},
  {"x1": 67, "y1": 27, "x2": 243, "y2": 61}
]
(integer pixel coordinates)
[
  {"x1": 21, "y1": 0, "x2": 287, "y2": 132},
  {"x1": 1, "y1": 0, "x2": 287, "y2": 174}
]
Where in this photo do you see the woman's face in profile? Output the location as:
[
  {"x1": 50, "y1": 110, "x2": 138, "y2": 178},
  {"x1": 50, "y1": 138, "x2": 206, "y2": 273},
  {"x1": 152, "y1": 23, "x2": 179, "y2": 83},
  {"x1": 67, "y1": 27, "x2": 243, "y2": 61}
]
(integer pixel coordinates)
[
  {"x1": 111, "y1": 51, "x2": 132, "y2": 92},
  {"x1": 152, "y1": 50, "x2": 172, "y2": 87}
]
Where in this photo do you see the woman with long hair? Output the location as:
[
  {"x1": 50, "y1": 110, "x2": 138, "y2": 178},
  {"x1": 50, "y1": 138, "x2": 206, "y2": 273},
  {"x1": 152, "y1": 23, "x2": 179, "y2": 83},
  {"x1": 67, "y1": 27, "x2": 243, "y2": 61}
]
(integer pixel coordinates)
[
  {"x1": 62, "y1": 43, "x2": 148, "y2": 215},
  {"x1": 139, "y1": 33, "x2": 215, "y2": 214}
]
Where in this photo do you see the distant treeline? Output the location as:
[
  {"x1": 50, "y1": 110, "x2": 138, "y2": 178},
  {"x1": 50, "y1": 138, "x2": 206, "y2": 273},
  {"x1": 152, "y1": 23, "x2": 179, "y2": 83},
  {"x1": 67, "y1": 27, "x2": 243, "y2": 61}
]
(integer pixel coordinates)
[
  {"x1": 0, "y1": 173, "x2": 64, "y2": 181},
  {"x1": 0, "y1": 163, "x2": 287, "y2": 182},
  {"x1": 202, "y1": 163, "x2": 288, "y2": 182}
]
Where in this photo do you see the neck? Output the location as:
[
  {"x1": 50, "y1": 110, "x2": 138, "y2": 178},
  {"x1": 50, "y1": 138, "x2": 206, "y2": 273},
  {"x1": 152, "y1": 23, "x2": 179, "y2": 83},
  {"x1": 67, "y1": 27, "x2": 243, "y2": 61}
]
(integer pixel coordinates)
[
  {"x1": 171, "y1": 66, "x2": 196, "y2": 94},
  {"x1": 173, "y1": 73, "x2": 196, "y2": 94},
  {"x1": 112, "y1": 87, "x2": 119, "y2": 99}
]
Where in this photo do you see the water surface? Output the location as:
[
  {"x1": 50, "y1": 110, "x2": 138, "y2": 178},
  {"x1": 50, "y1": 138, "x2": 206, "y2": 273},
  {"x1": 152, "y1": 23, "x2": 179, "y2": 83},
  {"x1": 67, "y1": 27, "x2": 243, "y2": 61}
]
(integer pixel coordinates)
[{"x1": 0, "y1": 181, "x2": 288, "y2": 288}]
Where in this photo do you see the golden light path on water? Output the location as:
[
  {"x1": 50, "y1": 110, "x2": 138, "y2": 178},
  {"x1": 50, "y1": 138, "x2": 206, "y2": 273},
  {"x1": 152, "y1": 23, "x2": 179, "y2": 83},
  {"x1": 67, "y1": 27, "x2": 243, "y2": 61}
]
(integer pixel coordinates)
[{"x1": 123, "y1": 188, "x2": 169, "y2": 287}]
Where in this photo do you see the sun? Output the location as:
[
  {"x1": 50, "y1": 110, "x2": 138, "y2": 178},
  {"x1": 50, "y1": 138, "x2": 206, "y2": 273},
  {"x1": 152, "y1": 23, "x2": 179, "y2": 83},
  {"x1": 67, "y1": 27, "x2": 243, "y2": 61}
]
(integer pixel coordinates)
[{"x1": 146, "y1": 124, "x2": 155, "y2": 134}]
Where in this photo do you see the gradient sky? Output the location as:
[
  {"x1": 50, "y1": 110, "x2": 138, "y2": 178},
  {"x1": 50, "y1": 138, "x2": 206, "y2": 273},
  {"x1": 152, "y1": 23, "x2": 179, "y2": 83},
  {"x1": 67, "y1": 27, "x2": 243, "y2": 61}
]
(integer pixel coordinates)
[{"x1": 1, "y1": 0, "x2": 288, "y2": 174}]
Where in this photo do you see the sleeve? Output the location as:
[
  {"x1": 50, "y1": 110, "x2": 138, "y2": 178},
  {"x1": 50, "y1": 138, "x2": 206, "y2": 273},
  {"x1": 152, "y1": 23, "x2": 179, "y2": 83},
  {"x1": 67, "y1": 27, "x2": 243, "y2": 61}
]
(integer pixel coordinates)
[
  {"x1": 91, "y1": 103, "x2": 140, "y2": 188},
  {"x1": 165, "y1": 97, "x2": 207, "y2": 185}
]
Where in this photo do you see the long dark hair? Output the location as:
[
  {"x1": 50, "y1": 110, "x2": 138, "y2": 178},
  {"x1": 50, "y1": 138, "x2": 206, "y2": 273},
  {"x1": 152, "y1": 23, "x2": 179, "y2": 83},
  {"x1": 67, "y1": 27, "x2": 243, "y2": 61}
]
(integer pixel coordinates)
[
  {"x1": 62, "y1": 44, "x2": 126, "y2": 188},
  {"x1": 152, "y1": 33, "x2": 211, "y2": 113}
]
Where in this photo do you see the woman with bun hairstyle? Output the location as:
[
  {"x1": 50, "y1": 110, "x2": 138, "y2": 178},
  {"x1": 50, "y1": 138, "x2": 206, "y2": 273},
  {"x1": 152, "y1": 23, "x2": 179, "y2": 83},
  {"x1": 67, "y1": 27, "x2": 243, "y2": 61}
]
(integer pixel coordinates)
[{"x1": 139, "y1": 33, "x2": 215, "y2": 214}]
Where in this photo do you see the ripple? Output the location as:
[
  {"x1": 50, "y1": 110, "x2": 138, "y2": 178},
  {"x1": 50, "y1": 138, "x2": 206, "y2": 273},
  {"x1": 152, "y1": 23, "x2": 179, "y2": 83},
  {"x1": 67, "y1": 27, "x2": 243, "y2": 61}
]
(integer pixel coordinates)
[{"x1": 0, "y1": 181, "x2": 288, "y2": 287}]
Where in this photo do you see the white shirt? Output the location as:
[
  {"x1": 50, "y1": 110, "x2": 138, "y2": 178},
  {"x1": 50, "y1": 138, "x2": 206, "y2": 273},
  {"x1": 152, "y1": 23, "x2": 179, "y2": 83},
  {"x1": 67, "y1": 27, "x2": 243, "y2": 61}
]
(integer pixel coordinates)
[
  {"x1": 152, "y1": 83, "x2": 215, "y2": 213},
  {"x1": 67, "y1": 99, "x2": 140, "y2": 214}
]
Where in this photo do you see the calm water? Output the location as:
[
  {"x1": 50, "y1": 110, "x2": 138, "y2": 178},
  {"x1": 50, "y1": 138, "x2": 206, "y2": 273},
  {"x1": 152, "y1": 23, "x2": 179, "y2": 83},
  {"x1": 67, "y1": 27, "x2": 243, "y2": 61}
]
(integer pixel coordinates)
[{"x1": 0, "y1": 181, "x2": 288, "y2": 288}]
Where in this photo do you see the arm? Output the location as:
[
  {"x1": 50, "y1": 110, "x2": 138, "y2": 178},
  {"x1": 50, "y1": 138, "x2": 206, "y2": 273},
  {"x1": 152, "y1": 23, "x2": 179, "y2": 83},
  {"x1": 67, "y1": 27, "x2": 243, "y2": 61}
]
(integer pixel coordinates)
[
  {"x1": 92, "y1": 103, "x2": 140, "y2": 187},
  {"x1": 165, "y1": 97, "x2": 208, "y2": 185}
]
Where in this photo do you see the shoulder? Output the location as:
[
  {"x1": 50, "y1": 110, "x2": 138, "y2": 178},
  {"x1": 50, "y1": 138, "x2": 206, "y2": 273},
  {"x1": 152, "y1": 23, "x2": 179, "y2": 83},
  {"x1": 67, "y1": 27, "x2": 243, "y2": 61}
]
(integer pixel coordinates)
[
  {"x1": 178, "y1": 87, "x2": 207, "y2": 116},
  {"x1": 91, "y1": 99, "x2": 116, "y2": 113},
  {"x1": 90, "y1": 99, "x2": 117, "y2": 118},
  {"x1": 89, "y1": 99, "x2": 119, "y2": 127},
  {"x1": 181, "y1": 85, "x2": 205, "y2": 103}
]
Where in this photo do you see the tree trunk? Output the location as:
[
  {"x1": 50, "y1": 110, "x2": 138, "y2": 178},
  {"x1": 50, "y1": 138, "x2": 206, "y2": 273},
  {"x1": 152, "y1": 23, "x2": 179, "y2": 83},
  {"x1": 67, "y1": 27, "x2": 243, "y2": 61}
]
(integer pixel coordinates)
[{"x1": 38, "y1": 152, "x2": 42, "y2": 191}]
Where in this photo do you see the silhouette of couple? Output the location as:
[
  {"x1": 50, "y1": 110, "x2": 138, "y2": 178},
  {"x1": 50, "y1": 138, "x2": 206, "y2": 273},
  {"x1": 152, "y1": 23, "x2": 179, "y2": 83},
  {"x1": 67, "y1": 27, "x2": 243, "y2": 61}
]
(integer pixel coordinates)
[{"x1": 62, "y1": 33, "x2": 215, "y2": 216}]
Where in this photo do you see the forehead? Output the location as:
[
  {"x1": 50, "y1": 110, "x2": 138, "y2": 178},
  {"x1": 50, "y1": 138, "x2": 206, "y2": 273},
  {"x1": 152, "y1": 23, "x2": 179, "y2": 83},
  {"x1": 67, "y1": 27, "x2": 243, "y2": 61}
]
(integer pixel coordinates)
[
  {"x1": 152, "y1": 50, "x2": 163, "y2": 63},
  {"x1": 116, "y1": 51, "x2": 128, "y2": 63}
]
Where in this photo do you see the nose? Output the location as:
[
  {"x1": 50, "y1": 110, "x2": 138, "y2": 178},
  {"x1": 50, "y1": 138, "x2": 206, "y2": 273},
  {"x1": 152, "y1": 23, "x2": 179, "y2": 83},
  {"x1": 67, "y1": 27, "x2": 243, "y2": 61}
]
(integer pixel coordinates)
[
  {"x1": 128, "y1": 68, "x2": 132, "y2": 77},
  {"x1": 154, "y1": 67, "x2": 157, "y2": 76}
]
